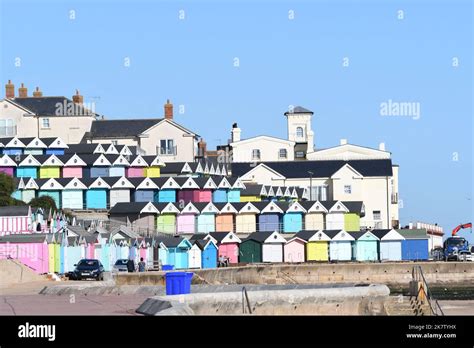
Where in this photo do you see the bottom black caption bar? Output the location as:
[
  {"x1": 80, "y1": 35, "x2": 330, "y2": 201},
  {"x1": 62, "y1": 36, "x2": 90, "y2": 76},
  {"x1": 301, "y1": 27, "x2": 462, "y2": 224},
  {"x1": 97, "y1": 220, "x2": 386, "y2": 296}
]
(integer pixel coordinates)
[{"x1": 0, "y1": 315, "x2": 472, "y2": 347}]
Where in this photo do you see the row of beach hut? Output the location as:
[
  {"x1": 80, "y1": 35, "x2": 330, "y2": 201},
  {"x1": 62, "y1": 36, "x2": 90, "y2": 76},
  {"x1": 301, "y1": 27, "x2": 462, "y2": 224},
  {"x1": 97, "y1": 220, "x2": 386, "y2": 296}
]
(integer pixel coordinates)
[
  {"x1": 109, "y1": 200, "x2": 366, "y2": 234},
  {"x1": 0, "y1": 228, "x2": 430, "y2": 275}
]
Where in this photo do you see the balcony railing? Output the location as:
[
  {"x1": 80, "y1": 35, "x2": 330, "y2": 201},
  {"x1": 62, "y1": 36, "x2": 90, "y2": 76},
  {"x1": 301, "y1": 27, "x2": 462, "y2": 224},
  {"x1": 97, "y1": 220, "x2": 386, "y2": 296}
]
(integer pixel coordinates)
[
  {"x1": 0, "y1": 126, "x2": 17, "y2": 137},
  {"x1": 157, "y1": 146, "x2": 177, "y2": 156}
]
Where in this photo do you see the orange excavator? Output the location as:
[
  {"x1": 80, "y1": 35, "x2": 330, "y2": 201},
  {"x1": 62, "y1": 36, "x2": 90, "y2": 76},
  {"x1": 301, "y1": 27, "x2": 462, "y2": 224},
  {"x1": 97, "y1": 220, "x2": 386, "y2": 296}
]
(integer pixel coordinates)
[{"x1": 443, "y1": 223, "x2": 472, "y2": 261}]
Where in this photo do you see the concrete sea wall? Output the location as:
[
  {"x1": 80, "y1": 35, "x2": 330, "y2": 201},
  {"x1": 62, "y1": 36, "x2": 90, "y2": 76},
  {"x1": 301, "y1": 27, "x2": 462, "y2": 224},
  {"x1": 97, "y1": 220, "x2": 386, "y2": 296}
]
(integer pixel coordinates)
[{"x1": 115, "y1": 262, "x2": 474, "y2": 290}]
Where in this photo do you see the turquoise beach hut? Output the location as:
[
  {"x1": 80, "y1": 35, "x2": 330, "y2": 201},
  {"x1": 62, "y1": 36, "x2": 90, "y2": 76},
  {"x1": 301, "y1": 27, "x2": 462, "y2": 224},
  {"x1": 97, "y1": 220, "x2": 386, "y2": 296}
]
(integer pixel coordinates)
[{"x1": 349, "y1": 231, "x2": 380, "y2": 261}]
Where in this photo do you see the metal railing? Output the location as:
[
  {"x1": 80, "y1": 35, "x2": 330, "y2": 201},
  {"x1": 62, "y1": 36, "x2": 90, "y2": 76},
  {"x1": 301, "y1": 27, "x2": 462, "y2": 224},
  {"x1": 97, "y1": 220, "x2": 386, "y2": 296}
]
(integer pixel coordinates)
[
  {"x1": 242, "y1": 287, "x2": 252, "y2": 314},
  {"x1": 412, "y1": 265, "x2": 444, "y2": 316},
  {"x1": 0, "y1": 126, "x2": 17, "y2": 137},
  {"x1": 157, "y1": 146, "x2": 178, "y2": 156}
]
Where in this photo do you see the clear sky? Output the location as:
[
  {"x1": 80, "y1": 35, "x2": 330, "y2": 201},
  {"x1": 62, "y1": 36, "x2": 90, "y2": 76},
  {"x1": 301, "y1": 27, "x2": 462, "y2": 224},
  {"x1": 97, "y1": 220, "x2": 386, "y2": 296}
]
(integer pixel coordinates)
[{"x1": 0, "y1": 0, "x2": 472, "y2": 241}]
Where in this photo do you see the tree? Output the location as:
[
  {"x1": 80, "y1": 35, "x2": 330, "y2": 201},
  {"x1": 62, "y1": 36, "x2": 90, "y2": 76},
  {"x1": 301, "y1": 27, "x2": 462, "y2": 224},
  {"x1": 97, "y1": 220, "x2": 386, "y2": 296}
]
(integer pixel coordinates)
[
  {"x1": 0, "y1": 173, "x2": 25, "y2": 206},
  {"x1": 0, "y1": 173, "x2": 15, "y2": 198},
  {"x1": 29, "y1": 196, "x2": 57, "y2": 212}
]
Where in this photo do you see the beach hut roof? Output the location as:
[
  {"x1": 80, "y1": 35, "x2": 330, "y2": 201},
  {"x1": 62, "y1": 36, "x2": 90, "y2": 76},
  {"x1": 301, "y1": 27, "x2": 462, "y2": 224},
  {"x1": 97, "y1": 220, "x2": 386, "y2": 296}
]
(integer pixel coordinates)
[
  {"x1": 0, "y1": 234, "x2": 48, "y2": 243},
  {"x1": 208, "y1": 232, "x2": 242, "y2": 244},
  {"x1": 244, "y1": 231, "x2": 286, "y2": 244},
  {"x1": 396, "y1": 229, "x2": 428, "y2": 240}
]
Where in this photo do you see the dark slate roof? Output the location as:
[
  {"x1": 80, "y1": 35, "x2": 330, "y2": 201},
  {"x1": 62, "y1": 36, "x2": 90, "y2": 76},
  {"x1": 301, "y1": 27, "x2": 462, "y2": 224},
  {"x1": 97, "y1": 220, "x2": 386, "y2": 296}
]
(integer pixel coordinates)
[
  {"x1": 160, "y1": 162, "x2": 190, "y2": 174},
  {"x1": 284, "y1": 106, "x2": 313, "y2": 115},
  {"x1": 65, "y1": 143, "x2": 101, "y2": 154},
  {"x1": 371, "y1": 229, "x2": 393, "y2": 239},
  {"x1": 12, "y1": 97, "x2": 96, "y2": 117},
  {"x1": 41, "y1": 137, "x2": 63, "y2": 147},
  {"x1": 294, "y1": 230, "x2": 318, "y2": 241},
  {"x1": 231, "y1": 159, "x2": 393, "y2": 178},
  {"x1": 189, "y1": 233, "x2": 208, "y2": 241},
  {"x1": 193, "y1": 177, "x2": 212, "y2": 189},
  {"x1": 0, "y1": 206, "x2": 30, "y2": 216},
  {"x1": 208, "y1": 232, "x2": 229, "y2": 243},
  {"x1": 321, "y1": 230, "x2": 343, "y2": 239},
  {"x1": 244, "y1": 232, "x2": 277, "y2": 243},
  {"x1": 342, "y1": 201, "x2": 365, "y2": 216},
  {"x1": 348, "y1": 231, "x2": 377, "y2": 240},
  {"x1": 241, "y1": 184, "x2": 264, "y2": 196},
  {"x1": 89, "y1": 119, "x2": 163, "y2": 138},
  {"x1": 0, "y1": 233, "x2": 48, "y2": 243},
  {"x1": 193, "y1": 239, "x2": 208, "y2": 250},
  {"x1": 109, "y1": 202, "x2": 149, "y2": 214},
  {"x1": 160, "y1": 236, "x2": 188, "y2": 248}
]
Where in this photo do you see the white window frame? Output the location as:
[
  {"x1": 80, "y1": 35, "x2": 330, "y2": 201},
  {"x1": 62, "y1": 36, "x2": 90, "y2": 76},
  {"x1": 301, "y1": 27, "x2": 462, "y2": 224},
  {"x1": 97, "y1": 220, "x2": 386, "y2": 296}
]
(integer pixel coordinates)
[
  {"x1": 159, "y1": 139, "x2": 175, "y2": 155},
  {"x1": 373, "y1": 210, "x2": 381, "y2": 221},
  {"x1": 296, "y1": 126, "x2": 304, "y2": 138},
  {"x1": 42, "y1": 118, "x2": 50, "y2": 129},
  {"x1": 251, "y1": 149, "x2": 261, "y2": 161},
  {"x1": 279, "y1": 148, "x2": 287, "y2": 159},
  {"x1": 344, "y1": 185, "x2": 352, "y2": 194}
]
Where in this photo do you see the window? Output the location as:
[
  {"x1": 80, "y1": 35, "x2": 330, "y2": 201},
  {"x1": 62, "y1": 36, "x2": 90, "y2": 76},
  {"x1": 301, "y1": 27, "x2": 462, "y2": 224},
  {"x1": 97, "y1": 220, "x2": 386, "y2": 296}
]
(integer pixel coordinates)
[
  {"x1": 296, "y1": 126, "x2": 304, "y2": 138},
  {"x1": 0, "y1": 119, "x2": 16, "y2": 136},
  {"x1": 373, "y1": 210, "x2": 381, "y2": 221},
  {"x1": 251, "y1": 149, "x2": 261, "y2": 160},
  {"x1": 344, "y1": 185, "x2": 352, "y2": 194},
  {"x1": 112, "y1": 140, "x2": 118, "y2": 145},
  {"x1": 159, "y1": 139, "x2": 175, "y2": 155},
  {"x1": 310, "y1": 186, "x2": 328, "y2": 201},
  {"x1": 279, "y1": 148, "x2": 287, "y2": 159},
  {"x1": 295, "y1": 151, "x2": 305, "y2": 158},
  {"x1": 42, "y1": 118, "x2": 50, "y2": 128}
]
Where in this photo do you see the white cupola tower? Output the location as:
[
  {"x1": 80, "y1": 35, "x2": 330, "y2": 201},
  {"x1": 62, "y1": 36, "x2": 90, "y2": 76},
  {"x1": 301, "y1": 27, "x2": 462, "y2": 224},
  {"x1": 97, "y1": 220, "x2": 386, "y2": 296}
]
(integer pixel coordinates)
[{"x1": 284, "y1": 106, "x2": 315, "y2": 153}]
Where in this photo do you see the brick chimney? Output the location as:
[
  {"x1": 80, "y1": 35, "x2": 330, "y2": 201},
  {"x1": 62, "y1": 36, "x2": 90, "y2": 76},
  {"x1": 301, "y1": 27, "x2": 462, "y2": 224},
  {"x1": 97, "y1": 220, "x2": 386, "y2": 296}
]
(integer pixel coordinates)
[
  {"x1": 33, "y1": 87, "x2": 43, "y2": 97},
  {"x1": 5, "y1": 80, "x2": 14, "y2": 98},
  {"x1": 198, "y1": 138, "x2": 207, "y2": 158},
  {"x1": 164, "y1": 99, "x2": 173, "y2": 120},
  {"x1": 72, "y1": 89, "x2": 83, "y2": 104},
  {"x1": 18, "y1": 83, "x2": 28, "y2": 98}
]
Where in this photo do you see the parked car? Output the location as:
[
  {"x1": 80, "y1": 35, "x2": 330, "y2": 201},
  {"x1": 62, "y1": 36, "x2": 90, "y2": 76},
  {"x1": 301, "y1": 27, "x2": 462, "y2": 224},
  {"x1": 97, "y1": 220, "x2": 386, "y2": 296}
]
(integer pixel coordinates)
[
  {"x1": 72, "y1": 259, "x2": 105, "y2": 281},
  {"x1": 113, "y1": 259, "x2": 129, "y2": 272},
  {"x1": 458, "y1": 250, "x2": 473, "y2": 262}
]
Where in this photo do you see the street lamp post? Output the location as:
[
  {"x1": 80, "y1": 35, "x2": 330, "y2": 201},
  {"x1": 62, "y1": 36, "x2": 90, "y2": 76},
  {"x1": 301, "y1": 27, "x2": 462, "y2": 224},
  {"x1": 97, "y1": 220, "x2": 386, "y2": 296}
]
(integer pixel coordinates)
[{"x1": 308, "y1": 171, "x2": 314, "y2": 201}]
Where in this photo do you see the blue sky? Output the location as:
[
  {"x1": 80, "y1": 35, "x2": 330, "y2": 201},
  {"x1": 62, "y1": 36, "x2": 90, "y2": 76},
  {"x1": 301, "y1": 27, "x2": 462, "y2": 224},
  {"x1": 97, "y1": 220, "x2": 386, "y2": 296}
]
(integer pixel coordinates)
[{"x1": 0, "y1": 0, "x2": 472, "y2": 241}]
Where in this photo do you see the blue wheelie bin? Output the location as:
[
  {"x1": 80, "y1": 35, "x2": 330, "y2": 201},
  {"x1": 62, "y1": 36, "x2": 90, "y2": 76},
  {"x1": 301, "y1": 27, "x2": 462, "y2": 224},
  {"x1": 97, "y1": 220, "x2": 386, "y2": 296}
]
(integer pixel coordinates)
[{"x1": 165, "y1": 272, "x2": 194, "y2": 295}]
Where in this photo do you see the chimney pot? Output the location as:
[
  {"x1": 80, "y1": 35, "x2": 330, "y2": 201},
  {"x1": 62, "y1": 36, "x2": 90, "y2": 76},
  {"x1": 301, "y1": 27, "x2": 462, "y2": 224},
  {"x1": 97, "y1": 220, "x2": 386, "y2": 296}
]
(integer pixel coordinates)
[
  {"x1": 340, "y1": 138, "x2": 347, "y2": 145},
  {"x1": 164, "y1": 99, "x2": 173, "y2": 120},
  {"x1": 33, "y1": 87, "x2": 43, "y2": 97},
  {"x1": 72, "y1": 89, "x2": 83, "y2": 104},
  {"x1": 18, "y1": 83, "x2": 28, "y2": 98},
  {"x1": 5, "y1": 80, "x2": 15, "y2": 98},
  {"x1": 379, "y1": 142, "x2": 386, "y2": 151}
]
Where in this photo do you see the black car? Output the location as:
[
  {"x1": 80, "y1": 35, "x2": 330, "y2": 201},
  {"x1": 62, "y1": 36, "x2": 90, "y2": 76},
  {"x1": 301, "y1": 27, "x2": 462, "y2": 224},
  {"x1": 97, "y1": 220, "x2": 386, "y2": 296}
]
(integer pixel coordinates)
[{"x1": 72, "y1": 259, "x2": 105, "y2": 281}]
